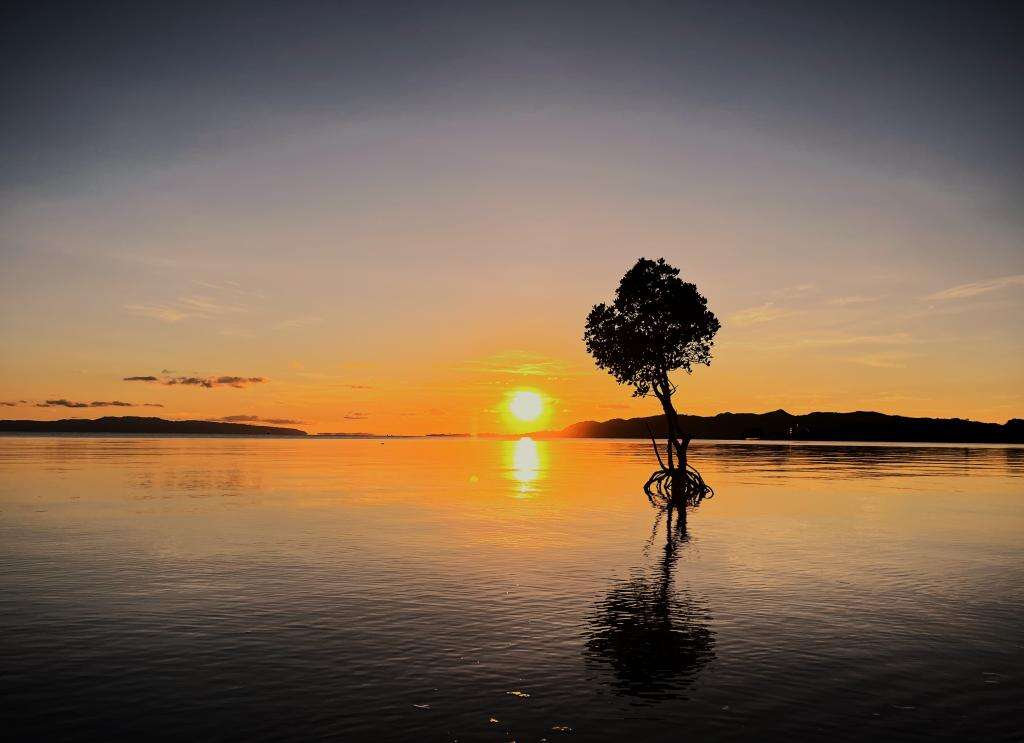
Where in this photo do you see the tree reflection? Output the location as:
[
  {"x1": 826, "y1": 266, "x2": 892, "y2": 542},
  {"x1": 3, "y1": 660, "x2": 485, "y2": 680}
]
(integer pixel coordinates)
[{"x1": 584, "y1": 505, "x2": 715, "y2": 700}]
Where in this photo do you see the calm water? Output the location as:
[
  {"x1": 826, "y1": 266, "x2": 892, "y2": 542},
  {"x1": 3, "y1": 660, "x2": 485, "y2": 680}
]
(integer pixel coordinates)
[{"x1": 1, "y1": 437, "x2": 1021, "y2": 742}]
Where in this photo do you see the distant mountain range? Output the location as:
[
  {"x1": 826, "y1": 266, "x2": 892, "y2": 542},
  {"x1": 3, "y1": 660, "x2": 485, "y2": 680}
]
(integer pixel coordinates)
[
  {"x1": 0, "y1": 416, "x2": 307, "y2": 436},
  {"x1": 529, "y1": 410, "x2": 1024, "y2": 444}
]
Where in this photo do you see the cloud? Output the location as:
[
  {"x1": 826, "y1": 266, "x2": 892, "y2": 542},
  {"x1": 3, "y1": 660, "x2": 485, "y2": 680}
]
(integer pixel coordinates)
[
  {"x1": 176, "y1": 295, "x2": 246, "y2": 315},
  {"x1": 733, "y1": 285, "x2": 839, "y2": 327},
  {"x1": 218, "y1": 415, "x2": 306, "y2": 425},
  {"x1": 124, "y1": 375, "x2": 267, "y2": 388},
  {"x1": 191, "y1": 280, "x2": 264, "y2": 300},
  {"x1": 731, "y1": 302, "x2": 794, "y2": 327},
  {"x1": 218, "y1": 328, "x2": 257, "y2": 339},
  {"x1": 208, "y1": 376, "x2": 266, "y2": 388},
  {"x1": 31, "y1": 399, "x2": 162, "y2": 408},
  {"x1": 292, "y1": 371, "x2": 375, "y2": 387},
  {"x1": 460, "y1": 351, "x2": 577, "y2": 377},
  {"x1": 844, "y1": 353, "x2": 911, "y2": 369},
  {"x1": 775, "y1": 282, "x2": 817, "y2": 296},
  {"x1": 125, "y1": 286, "x2": 252, "y2": 324},
  {"x1": 273, "y1": 316, "x2": 324, "y2": 330},
  {"x1": 35, "y1": 400, "x2": 88, "y2": 408},
  {"x1": 828, "y1": 295, "x2": 880, "y2": 306},
  {"x1": 926, "y1": 274, "x2": 1024, "y2": 301},
  {"x1": 343, "y1": 412, "x2": 368, "y2": 420},
  {"x1": 192, "y1": 279, "x2": 243, "y2": 292},
  {"x1": 795, "y1": 332, "x2": 911, "y2": 348},
  {"x1": 124, "y1": 304, "x2": 188, "y2": 323}
]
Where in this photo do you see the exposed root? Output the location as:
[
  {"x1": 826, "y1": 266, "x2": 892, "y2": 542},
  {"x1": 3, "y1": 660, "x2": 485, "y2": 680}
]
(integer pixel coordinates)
[{"x1": 643, "y1": 463, "x2": 714, "y2": 510}]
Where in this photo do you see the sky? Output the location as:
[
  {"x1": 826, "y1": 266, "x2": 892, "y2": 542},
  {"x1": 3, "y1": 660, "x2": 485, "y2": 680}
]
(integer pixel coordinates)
[{"x1": 1, "y1": 0, "x2": 1022, "y2": 433}]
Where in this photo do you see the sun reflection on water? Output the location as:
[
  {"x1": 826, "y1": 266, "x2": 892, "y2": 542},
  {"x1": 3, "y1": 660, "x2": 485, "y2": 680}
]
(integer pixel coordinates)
[{"x1": 508, "y1": 437, "x2": 545, "y2": 496}]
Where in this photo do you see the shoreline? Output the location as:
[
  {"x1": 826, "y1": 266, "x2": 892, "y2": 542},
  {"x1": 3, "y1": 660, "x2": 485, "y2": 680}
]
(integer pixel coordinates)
[{"x1": 2, "y1": 431, "x2": 1022, "y2": 448}]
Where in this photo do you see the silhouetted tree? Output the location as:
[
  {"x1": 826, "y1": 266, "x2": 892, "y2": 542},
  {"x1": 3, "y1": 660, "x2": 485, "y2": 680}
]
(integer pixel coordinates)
[{"x1": 584, "y1": 257, "x2": 720, "y2": 503}]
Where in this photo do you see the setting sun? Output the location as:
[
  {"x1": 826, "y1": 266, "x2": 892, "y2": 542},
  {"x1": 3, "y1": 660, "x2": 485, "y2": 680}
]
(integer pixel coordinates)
[{"x1": 508, "y1": 391, "x2": 544, "y2": 421}]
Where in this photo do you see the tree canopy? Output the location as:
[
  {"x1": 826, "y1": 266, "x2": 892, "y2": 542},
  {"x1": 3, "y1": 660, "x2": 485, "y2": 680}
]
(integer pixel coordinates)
[{"x1": 584, "y1": 258, "x2": 720, "y2": 398}]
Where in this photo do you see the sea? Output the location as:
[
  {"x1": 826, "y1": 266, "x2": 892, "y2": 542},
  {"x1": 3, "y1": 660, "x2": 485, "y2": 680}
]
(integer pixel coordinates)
[{"x1": 1, "y1": 436, "x2": 1021, "y2": 741}]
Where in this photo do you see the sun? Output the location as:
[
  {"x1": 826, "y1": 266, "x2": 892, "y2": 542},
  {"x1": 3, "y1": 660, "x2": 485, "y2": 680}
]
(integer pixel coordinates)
[{"x1": 508, "y1": 390, "x2": 544, "y2": 422}]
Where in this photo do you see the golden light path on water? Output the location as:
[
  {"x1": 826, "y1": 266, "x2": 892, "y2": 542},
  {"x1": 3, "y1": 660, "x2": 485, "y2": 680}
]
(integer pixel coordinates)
[{"x1": 508, "y1": 437, "x2": 544, "y2": 496}]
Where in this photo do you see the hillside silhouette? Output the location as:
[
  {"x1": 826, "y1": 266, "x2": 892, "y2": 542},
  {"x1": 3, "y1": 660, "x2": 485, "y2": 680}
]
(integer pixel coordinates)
[
  {"x1": 532, "y1": 410, "x2": 1024, "y2": 444},
  {"x1": 0, "y1": 416, "x2": 307, "y2": 436},
  {"x1": 3, "y1": 412, "x2": 1022, "y2": 443}
]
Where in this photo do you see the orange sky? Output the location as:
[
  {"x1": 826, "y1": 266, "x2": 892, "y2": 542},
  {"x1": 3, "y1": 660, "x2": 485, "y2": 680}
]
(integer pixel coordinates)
[
  {"x1": 1, "y1": 117, "x2": 1022, "y2": 437},
  {"x1": 2, "y1": 7, "x2": 1022, "y2": 433}
]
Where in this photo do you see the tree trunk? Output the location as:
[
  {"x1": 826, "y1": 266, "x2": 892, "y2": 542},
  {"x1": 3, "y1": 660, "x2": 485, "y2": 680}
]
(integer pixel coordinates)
[
  {"x1": 653, "y1": 383, "x2": 692, "y2": 506},
  {"x1": 656, "y1": 392, "x2": 688, "y2": 472},
  {"x1": 642, "y1": 378, "x2": 713, "y2": 509}
]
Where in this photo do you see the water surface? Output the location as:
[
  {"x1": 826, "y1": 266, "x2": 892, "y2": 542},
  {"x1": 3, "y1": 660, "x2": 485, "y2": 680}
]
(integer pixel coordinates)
[{"x1": 1, "y1": 437, "x2": 1021, "y2": 741}]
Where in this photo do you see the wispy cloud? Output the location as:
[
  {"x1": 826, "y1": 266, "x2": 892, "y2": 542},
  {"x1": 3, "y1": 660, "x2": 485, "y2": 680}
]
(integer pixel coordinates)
[
  {"x1": 191, "y1": 280, "x2": 262, "y2": 298},
  {"x1": 124, "y1": 375, "x2": 267, "y2": 388},
  {"x1": 124, "y1": 304, "x2": 188, "y2": 323},
  {"x1": 459, "y1": 351, "x2": 577, "y2": 377},
  {"x1": 926, "y1": 274, "x2": 1024, "y2": 301},
  {"x1": 125, "y1": 284, "x2": 253, "y2": 324},
  {"x1": 104, "y1": 252, "x2": 181, "y2": 270},
  {"x1": 27, "y1": 399, "x2": 163, "y2": 408},
  {"x1": 176, "y1": 295, "x2": 247, "y2": 315},
  {"x1": 731, "y1": 302, "x2": 794, "y2": 327},
  {"x1": 218, "y1": 415, "x2": 306, "y2": 425},
  {"x1": 218, "y1": 328, "x2": 258, "y2": 339},
  {"x1": 733, "y1": 285, "x2": 843, "y2": 327},
  {"x1": 776, "y1": 282, "x2": 817, "y2": 296},
  {"x1": 273, "y1": 316, "x2": 324, "y2": 330},
  {"x1": 291, "y1": 371, "x2": 375, "y2": 388},
  {"x1": 795, "y1": 332, "x2": 912, "y2": 348},
  {"x1": 827, "y1": 295, "x2": 880, "y2": 306},
  {"x1": 844, "y1": 353, "x2": 911, "y2": 369},
  {"x1": 343, "y1": 412, "x2": 368, "y2": 420}
]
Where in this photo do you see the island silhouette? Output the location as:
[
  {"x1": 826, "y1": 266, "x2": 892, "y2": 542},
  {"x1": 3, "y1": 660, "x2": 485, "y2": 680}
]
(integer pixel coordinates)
[
  {"x1": 1, "y1": 411, "x2": 1021, "y2": 443},
  {"x1": 527, "y1": 409, "x2": 1024, "y2": 444},
  {"x1": 0, "y1": 416, "x2": 307, "y2": 436}
]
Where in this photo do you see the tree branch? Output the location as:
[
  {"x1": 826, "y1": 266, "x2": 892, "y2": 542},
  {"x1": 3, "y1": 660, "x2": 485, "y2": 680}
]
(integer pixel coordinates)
[{"x1": 644, "y1": 420, "x2": 667, "y2": 471}]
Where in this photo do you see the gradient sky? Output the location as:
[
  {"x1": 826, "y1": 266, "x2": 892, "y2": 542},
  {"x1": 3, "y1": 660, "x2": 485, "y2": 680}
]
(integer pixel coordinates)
[{"x1": 2, "y1": 1, "x2": 1022, "y2": 433}]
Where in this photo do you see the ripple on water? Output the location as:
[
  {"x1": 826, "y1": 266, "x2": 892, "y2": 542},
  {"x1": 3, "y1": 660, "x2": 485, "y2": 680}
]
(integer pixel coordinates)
[{"x1": 0, "y1": 436, "x2": 1021, "y2": 741}]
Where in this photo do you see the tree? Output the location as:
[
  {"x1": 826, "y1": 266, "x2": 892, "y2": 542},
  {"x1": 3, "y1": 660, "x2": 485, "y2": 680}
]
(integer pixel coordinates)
[{"x1": 584, "y1": 257, "x2": 720, "y2": 504}]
